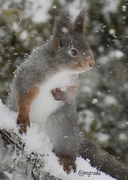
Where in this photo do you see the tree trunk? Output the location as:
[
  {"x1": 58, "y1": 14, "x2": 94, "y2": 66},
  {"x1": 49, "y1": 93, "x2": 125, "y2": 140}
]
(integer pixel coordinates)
[
  {"x1": 79, "y1": 137, "x2": 128, "y2": 180},
  {"x1": 0, "y1": 129, "x2": 61, "y2": 180}
]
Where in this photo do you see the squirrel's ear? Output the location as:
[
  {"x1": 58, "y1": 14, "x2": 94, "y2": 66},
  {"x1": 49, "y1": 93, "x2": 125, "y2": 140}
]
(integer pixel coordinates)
[
  {"x1": 74, "y1": 8, "x2": 86, "y2": 34},
  {"x1": 52, "y1": 10, "x2": 70, "y2": 51}
]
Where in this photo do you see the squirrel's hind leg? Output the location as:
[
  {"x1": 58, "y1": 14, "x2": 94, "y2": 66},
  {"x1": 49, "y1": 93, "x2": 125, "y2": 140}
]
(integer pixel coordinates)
[
  {"x1": 16, "y1": 87, "x2": 39, "y2": 134},
  {"x1": 59, "y1": 155, "x2": 76, "y2": 174}
]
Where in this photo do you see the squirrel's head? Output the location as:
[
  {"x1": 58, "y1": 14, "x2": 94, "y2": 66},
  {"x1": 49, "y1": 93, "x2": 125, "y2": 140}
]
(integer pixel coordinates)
[{"x1": 52, "y1": 9, "x2": 95, "y2": 73}]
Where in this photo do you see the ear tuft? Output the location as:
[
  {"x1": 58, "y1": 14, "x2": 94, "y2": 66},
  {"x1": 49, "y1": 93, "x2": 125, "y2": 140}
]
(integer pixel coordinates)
[
  {"x1": 74, "y1": 8, "x2": 86, "y2": 34},
  {"x1": 52, "y1": 10, "x2": 70, "y2": 51}
]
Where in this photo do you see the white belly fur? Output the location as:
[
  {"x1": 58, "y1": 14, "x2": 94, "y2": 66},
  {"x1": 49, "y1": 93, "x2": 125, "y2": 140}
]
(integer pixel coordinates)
[{"x1": 29, "y1": 70, "x2": 73, "y2": 127}]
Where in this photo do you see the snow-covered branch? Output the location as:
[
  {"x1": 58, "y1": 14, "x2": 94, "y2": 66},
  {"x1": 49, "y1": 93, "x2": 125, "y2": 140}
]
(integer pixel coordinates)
[
  {"x1": 0, "y1": 100, "x2": 116, "y2": 180},
  {"x1": 1, "y1": 101, "x2": 128, "y2": 180}
]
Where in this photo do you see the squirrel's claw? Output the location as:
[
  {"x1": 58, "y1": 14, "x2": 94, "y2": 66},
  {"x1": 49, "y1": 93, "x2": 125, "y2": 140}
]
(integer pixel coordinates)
[
  {"x1": 17, "y1": 116, "x2": 30, "y2": 134},
  {"x1": 59, "y1": 156, "x2": 76, "y2": 174}
]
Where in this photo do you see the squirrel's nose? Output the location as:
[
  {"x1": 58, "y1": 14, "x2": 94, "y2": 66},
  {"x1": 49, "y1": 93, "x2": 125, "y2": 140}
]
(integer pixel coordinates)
[
  {"x1": 85, "y1": 51, "x2": 95, "y2": 68},
  {"x1": 87, "y1": 59, "x2": 95, "y2": 69},
  {"x1": 89, "y1": 61, "x2": 95, "y2": 68},
  {"x1": 89, "y1": 63, "x2": 93, "y2": 68}
]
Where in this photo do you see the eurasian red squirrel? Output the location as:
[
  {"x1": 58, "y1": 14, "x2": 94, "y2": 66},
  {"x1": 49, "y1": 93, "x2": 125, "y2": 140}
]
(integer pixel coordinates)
[{"x1": 8, "y1": 9, "x2": 95, "y2": 173}]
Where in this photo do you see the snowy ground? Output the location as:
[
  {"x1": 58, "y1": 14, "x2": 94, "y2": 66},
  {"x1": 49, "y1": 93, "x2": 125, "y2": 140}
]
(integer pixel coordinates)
[{"x1": 0, "y1": 99, "x2": 115, "y2": 180}]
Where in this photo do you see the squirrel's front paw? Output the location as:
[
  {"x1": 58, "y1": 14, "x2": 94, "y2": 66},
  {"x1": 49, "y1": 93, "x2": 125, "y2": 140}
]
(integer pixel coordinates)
[
  {"x1": 59, "y1": 156, "x2": 76, "y2": 174},
  {"x1": 51, "y1": 88, "x2": 63, "y2": 101},
  {"x1": 17, "y1": 115, "x2": 30, "y2": 134},
  {"x1": 51, "y1": 86, "x2": 77, "y2": 101}
]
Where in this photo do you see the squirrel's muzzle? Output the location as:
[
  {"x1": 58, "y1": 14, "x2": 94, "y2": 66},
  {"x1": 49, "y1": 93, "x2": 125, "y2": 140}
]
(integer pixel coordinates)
[
  {"x1": 74, "y1": 52, "x2": 95, "y2": 71},
  {"x1": 88, "y1": 56, "x2": 95, "y2": 68},
  {"x1": 86, "y1": 50, "x2": 95, "y2": 66}
]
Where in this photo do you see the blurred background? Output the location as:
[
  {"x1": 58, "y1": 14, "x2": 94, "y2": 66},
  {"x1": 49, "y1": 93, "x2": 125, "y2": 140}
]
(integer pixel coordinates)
[{"x1": 0, "y1": 0, "x2": 128, "y2": 165}]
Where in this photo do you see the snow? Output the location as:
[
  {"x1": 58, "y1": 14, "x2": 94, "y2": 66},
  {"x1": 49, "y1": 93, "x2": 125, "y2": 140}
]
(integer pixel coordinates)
[
  {"x1": 18, "y1": 0, "x2": 87, "y2": 23},
  {"x1": 0, "y1": 99, "x2": 115, "y2": 179},
  {"x1": 96, "y1": 133, "x2": 109, "y2": 143},
  {"x1": 91, "y1": 98, "x2": 98, "y2": 104},
  {"x1": 79, "y1": 110, "x2": 95, "y2": 132},
  {"x1": 22, "y1": 0, "x2": 85, "y2": 24},
  {"x1": 109, "y1": 29, "x2": 116, "y2": 35},
  {"x1": 103, "y1": 0, "x2": 120, "y2": 15},
  {"x1": 119, "y1": 133, "x2": 127, "y2": 141},
  {"x1": 19, "y1": 30, "x2": 28, "y2": 41},
  {"x1": 98, "y1": 50, "x2": 124, "y2": 65},
  {"x1": 104, "y1": 95, "x2": 118, "y2": 106},
  {"x1": 23, "y1": 0, "x2": 52, "y2": 23},
  {"x1": 109, "y1": 50, "x2": 124, "y2": 59},
  {"x1": 68, "y1": 0, "x2": 88, "y2": 20}
]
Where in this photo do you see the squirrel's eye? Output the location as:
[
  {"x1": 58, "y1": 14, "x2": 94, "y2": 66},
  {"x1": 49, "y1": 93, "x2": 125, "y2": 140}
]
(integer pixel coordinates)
[{"x1": 69, "y1": 48, "x2": 78, "y2": 57}]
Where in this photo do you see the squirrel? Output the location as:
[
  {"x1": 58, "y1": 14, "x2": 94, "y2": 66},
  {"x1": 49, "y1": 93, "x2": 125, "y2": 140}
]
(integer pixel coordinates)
[{"x1": 8, "y1": 9, "x2": 95, "y2": 173}]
